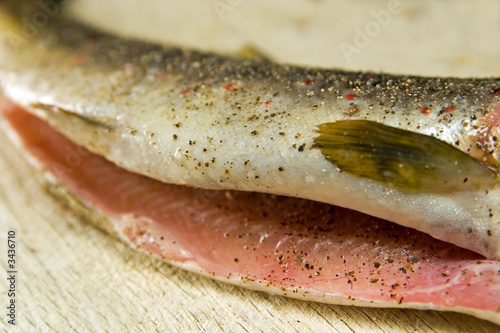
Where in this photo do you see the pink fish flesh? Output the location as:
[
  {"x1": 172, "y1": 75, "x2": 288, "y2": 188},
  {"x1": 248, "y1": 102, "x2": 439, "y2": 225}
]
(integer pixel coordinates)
[{"x1": 2, "y1": 101, "x2": 500, "y2": 324}]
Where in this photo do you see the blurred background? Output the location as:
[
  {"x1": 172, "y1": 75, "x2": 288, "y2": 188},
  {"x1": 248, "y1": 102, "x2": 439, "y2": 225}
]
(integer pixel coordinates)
[{"x1": 70, "y1": 0, "x2": 500, "y2": 77}]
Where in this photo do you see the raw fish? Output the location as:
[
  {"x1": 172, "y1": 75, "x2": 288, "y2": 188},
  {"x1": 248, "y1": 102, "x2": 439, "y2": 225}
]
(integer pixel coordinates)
[
  {"x1": 0, "y1": 7, "x2": 499, "y2": 258},
  {"x1": 2, "y1": 102, "x2": 500, "y2": 325}
]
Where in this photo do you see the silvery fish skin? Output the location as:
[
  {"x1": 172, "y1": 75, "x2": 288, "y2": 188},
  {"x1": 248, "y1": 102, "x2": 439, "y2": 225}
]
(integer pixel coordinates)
[{"x1": 0, "y1": 10, "x2": 499, "y2": 258}]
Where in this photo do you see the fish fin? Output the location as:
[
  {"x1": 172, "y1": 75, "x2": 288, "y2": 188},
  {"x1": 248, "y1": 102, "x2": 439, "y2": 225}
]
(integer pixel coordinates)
[{"x1": 314, "y1": 120, "x2": 497, "y2": 192}]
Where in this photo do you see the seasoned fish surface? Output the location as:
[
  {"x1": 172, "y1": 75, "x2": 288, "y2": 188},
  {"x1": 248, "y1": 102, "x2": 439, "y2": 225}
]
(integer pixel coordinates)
[
  {"x1": 3, "y1": 104, "x2": 500, "y2": 325},
  {"x1": 0, "y1": 11, "x2": 500, "y2": 258}
]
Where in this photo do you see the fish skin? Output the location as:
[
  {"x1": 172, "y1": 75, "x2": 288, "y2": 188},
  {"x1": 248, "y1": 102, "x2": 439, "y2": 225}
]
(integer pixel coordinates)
[
  {"x1": 0, "y1": 10, "x2": 500, "y2": 259},
  {"x1": 3, "y1": 103, "x2": 500, "y2": 325}
]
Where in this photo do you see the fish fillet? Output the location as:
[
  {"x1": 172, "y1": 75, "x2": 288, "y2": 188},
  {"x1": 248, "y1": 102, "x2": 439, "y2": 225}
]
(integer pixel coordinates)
[
  {"x1": 0, "y1": 7, "x2": 499, "y2": 259},
  {"x1": 2, "y1": 101, "x2": 500, "y2": 325}
]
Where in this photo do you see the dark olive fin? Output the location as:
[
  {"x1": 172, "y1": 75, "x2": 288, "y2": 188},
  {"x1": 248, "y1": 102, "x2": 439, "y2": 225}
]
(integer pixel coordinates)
[{"x1": 314, "y1": 120, "x2": 497, "y2": 192}]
